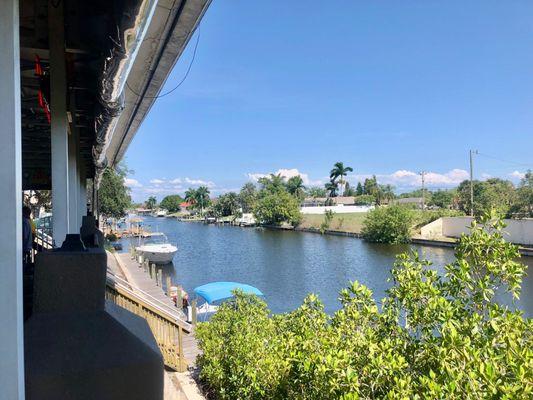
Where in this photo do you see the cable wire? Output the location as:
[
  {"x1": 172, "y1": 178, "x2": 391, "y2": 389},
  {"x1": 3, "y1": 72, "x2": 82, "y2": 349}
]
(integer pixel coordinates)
[
  {"x1": 125, "y1": 25, "x2": 201, "y2": 100},
  {"x1": 476, "y1": 152, "x2": 533, "y2": 168}
]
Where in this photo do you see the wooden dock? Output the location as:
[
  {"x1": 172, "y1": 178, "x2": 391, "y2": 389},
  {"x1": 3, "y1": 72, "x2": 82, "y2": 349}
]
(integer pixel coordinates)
[{"x1": 111, "y1": 252, "x2": 201, "y2": 367}]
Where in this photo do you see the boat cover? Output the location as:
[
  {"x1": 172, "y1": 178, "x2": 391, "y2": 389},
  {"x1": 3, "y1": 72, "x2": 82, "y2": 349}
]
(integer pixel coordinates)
[{"x1": 193, "y1": 282, "x2": 263, "y2": 304}]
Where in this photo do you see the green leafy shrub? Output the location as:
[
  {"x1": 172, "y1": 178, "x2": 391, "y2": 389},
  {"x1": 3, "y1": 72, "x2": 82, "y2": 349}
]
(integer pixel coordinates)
[
  {"x1": 319, "y1": 210, "x2": 335, "y2": 234},
  {"x1": 196, "y1": 216, "x2": 532, "y2": 399},
  {"x1": 253, "y1": 191, "x2": 302, "y2": 226},
  {"x1": 195, "y1": 293, "x2": 283, "y2": 399},
  {"x1": 353, "y1": 194, "x2": 375, "y2": 205},
  {"x1": 361, "y1": 205, "x2": 414, "y2": 243}
]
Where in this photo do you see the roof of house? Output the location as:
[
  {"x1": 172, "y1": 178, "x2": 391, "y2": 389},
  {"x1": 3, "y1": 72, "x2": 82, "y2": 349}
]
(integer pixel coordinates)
[{"x1": 396, "y1": 197, "x2": 424, "y2": 203}]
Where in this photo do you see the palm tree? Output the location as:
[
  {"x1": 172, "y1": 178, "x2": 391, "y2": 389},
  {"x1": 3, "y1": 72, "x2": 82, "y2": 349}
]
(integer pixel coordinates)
[
  {"x1": 329, "y1": 162, "x2": 353, "y2": 196},
  {"x1": 375, "y1": 184, "x2": 395, "y2": 205},
  {"x1": 146, "y1": 196, "x2": 157, "y2": 210},
  {"x1": 194, "y1": 186, "x2": 210, "y2": 215},
  {"x1": 184, "y1": 188, "x2": 197, "y2": 204},
  {"x1": 258, "y1": 173, "x2": 285, "y2": 193},
  {"x1": 286, "y1": 176, "x2": 306, "y2": 200},
  {"x1": 325, "y1": 180, "x2": 339, "y2": 198}
]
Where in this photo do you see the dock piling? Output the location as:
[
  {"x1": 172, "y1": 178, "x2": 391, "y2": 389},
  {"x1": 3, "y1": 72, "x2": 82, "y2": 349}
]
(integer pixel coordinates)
[
  {"x1": 166, "y1": 276, "x2": 172, "y2": 297},
  {"x1": 156, "y1": 269, "x2": 162, "y2": 287},
  {"x1": 191, "y1": 299, "x2": 197, "y2": 326},
  {"x1": 176, "y1": 287, "x2": 182, "y2": 310}
]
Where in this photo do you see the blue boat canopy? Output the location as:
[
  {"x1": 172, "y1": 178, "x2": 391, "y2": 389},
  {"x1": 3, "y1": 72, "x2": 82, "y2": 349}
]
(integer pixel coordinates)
[{"x1": 193, "y1": 282, "x2": 263, "y2": 304}]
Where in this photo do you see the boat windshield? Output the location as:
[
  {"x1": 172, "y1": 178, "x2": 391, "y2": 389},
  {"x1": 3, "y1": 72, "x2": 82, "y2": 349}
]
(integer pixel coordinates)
[{"x1": 143, "y1": 233, "x2": 169, "y2": 245}]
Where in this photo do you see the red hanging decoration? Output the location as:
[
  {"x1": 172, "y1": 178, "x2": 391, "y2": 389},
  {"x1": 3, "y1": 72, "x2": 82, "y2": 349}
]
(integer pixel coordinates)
[{"x1": 34, "y1": 55, "x2": 51, "y2": 124}]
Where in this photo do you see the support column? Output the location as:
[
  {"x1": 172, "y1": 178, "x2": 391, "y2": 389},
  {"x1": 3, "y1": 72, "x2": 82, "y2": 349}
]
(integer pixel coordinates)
[
  {"x1": 68, "y1": 94, "x2": 80, "y2": 231},
  {"x1": 0, "y1": 0, "x2": 25, "y2": 398},
  {"x1": 79, "y1": 172, "x2": 87, "y2": 219},
  {"x1": 49, "y1": 0, "x2": 70, "y2": 245}
]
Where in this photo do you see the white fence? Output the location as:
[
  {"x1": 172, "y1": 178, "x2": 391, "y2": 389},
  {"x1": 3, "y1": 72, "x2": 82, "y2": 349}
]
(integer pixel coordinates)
[
  {"x1": 300, "y1": 205, "x2": 374, "y2": 215},
  {"x1": 421, "y1": 217, "x2": 533, "y2": 246}
]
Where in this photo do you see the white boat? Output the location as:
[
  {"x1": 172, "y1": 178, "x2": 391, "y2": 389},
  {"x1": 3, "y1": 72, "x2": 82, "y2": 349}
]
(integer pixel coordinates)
[
  {"x1": 135, "y1": 233, "x2": 177, "y2": 264},
  {"x1": 155, "y1": 210, "x2": 167, "y2": 217}
]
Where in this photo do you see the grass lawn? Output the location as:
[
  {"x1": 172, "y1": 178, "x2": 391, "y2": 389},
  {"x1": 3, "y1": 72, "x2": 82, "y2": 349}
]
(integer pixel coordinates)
[{"x1": 299, "y1": 212, "x2": 368, "y2": 234}]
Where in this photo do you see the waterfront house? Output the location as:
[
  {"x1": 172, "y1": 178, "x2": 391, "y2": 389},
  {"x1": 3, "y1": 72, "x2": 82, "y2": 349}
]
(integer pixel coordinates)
[{"x1": 0, "y1": 0, "x2": 210, "y2": 398}]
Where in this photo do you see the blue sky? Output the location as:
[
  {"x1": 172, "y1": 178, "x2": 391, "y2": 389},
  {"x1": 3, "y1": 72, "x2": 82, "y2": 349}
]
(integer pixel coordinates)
[{"x1": 125, "y1": 1, "x2": 533, "y2": 202}]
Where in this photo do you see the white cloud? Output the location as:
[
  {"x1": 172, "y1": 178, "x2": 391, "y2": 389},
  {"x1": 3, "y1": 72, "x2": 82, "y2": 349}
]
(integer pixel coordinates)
[
  {"x1": 143, "y1": 187, "x2": 168, "y2": 194},
  {"x1": 246, "y1": 173, "x2": 267, "y2": 181},
  {"x1": 184, "y1": 177, "x2": 215, "y2": 187},
  {"x1": 391, "y1": 170, "x2": 417, "y2": 179},
  {"x1": 246, "y1": 168, "x2": 324, "y2": 186},
  {"x1": 348, "y1": 169, "x2": 470, "y2": 188},
  {"x1": 211, "y1": 187, "x2": 241, "y2": 195},
  {"x1": 124, "y1": 178, "x2": 142, "y2": 188},
  {"x1": 424, "y1": 169, "x2": 469, "y2": 185},
  {"x1": 149, "y1": 178, "x2": 165, "y2": 185},
  {"x1": 169, "y1": 178, "x2": 182, "y2": 184},
  {"x1": 509, "y1": 171, "x2": 525, "y2": 179}
]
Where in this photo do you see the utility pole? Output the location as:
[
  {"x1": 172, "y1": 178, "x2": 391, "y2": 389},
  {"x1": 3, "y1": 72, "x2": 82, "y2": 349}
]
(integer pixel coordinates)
[
  {"x1": 420, "y1": 171, "x2": 426, "y2": 211},
  {"x1": 469, "y1": 150, "x2": 477, "y2": 216}
]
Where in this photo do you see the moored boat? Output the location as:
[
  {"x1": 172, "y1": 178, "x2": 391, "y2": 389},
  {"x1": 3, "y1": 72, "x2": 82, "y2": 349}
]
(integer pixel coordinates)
[
  {"x1": 135, "y1": 233, "x2": 177, "y2": 264},
  {"x1": 189, "y1": 281, "x2": 264, "y2": 322}
]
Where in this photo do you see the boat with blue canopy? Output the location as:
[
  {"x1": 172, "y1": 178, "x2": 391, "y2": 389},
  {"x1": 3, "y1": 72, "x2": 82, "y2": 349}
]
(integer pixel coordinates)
[{"x1": 188, "y1": 282, "x2": 264, "y2": 321}]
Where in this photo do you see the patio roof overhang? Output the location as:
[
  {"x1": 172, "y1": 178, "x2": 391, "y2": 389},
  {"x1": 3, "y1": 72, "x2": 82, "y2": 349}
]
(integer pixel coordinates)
[{"x1": 20, "y1": 0, "x2": 210, "y2": 190}]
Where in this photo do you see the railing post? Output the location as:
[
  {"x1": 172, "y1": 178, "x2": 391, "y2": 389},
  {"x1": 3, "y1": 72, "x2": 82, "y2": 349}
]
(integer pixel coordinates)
[{"x1": 178, "y1": 327, "x2": 185, "y2": 372}]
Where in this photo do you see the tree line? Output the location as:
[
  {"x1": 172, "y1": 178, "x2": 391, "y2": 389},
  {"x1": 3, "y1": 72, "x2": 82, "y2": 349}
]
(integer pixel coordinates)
[{"x1": 97, "y1": 162, "x2": 533, "y2": 222}]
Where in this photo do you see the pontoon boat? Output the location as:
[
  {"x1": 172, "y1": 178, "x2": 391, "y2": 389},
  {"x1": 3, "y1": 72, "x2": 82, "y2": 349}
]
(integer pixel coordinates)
[{"x1": 190, "y1": 281, "x2": 264, "y2": 321}]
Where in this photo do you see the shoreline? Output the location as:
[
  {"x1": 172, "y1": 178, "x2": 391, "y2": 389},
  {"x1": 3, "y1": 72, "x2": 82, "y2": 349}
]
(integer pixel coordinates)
[
  {"x1": 165, "y1": 216, "x2": 533, "y2": 257},
  {"x1": 261, "y1": 224, "x2": 533, "y2": 257}
]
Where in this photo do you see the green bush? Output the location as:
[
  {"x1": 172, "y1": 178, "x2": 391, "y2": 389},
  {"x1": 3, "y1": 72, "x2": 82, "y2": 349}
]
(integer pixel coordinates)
[
  {"x1": 353, "y1": 194, "x2": 375, "y2": 205},
  {"x1": 361, "y1": 205, "x2": 414, "y2": 243},
  {"x1": 253, "y1": 191, "x2": 302, "y2": 226},
  {"x1": 196, "y1": 217, "x2": 532, "y2": 399},
  {"x1": 319, "y1": 210, "x2": 335, "y2": 234}
]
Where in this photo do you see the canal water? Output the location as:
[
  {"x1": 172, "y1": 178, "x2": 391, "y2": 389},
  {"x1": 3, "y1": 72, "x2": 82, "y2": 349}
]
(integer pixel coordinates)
[{"x1": 122, "y1": 216, "x2": 533, "y2": 317}]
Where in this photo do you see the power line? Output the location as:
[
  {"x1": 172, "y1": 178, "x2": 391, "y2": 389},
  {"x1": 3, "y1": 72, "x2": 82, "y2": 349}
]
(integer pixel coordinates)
[
  {"x1": 476, "y1": 152, "x2": 533, "y2": 168},
  {"x1": 125, "y1": 25, "x2": 201, "y2": 100}
]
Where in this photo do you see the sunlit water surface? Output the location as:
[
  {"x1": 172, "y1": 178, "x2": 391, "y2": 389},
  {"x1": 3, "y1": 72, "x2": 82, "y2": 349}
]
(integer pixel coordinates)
[{"x1": 120, "y1": 217, "x2": 532, "y2": 316}]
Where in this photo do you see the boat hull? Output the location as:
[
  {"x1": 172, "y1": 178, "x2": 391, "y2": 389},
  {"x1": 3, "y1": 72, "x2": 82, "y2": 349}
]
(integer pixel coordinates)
[
  {"x1": 138, "y1": 250, "x2": 177, "y2": 264},
  {"x1": 136, "y1": 245, "x2": 177, "y2": 264}
]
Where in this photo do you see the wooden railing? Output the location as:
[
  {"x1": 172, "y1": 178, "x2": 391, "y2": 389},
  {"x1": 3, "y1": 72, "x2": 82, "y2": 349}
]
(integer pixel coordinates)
[{"x1": 105, "y1": 272, "x2": 191, "y2": 372}]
